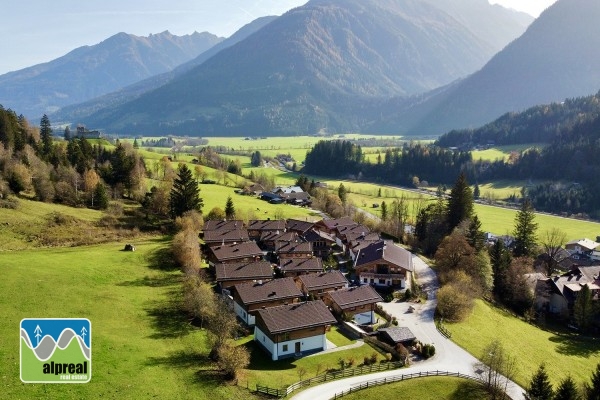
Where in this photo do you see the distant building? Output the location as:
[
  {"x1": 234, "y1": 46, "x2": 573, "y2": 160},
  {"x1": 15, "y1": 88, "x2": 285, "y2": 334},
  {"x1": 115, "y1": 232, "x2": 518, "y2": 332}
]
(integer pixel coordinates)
[{"x1": 75, "y1": 125, "x2": 102, "y2": 139}]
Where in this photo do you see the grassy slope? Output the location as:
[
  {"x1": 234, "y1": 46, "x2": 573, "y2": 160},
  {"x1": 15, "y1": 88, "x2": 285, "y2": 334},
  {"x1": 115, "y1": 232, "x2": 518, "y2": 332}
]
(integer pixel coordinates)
[{"x1": 447, "y1": 300, "x2": 600, "y2": 388}]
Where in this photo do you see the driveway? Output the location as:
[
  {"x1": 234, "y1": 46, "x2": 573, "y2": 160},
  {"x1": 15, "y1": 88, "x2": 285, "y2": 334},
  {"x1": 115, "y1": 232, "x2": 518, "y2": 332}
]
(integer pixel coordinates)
[{"x1": 290, "y1": 255, "x2": 526, "y2": 400}]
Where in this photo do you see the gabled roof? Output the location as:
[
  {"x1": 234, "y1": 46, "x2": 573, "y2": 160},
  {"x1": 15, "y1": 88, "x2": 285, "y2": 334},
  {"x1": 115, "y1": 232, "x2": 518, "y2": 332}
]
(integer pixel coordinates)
[
  {"x1": 296, "y1": 271, "x2": 348, "y2": 291},
  {"x1": 260, "y1": 230, "x2": 298, "y2": 243},
  {"x1": 566, "y1": 238, "x2": 600, "y2": 251},
  {"x1": 336, "y1": 224, "x2": 370, "y2": 237},
  {"x1": 378, "y1": 327, "x2": 416, "y2": 343},
  {"x1": 203, "y1": 229, "x2": 249, "y2": 244},
  {"x1": 255, "y1": 300, "x2": 336, "y2": 334},
  {"x1": 279, "y1": 258, "x2": 323, "y2": 273},
  {"x1": 247, "y1": 219, "x2": 286, "y2": 231},
  {"x1": 273, "y1": 186, "x2": 303, "y2": 194},
  {"x1": 286, "y1": 219, "x2": 315, "y2": 234},
  {"x1": 326, "y1": 285, "x2": 383, "y2": 309},
  {"x1": 302, "y1": 229, "x2": 336, "y2": 243},
  {"x1": 203, "y1": 220, "x2": 244, "y2": 232},
  {"x1": 210, "y1": 242, "x2": 263, "y2": 262},
  {"x1": 355, "y1": 240, "x2": 413, "y2": 272},
  {"x1": 275, "y1": 241, "x2": 313, "y2": 254},
  {"x1": 215, "y1": 261, "x2": 273, "y2": 282},
  {"x1": 317, "y1": 217, "x2": 357, "y2": 230},
  {"x1": 234, "y1": 277, "x2": 302, "y2": 305},
  {"x1": 345, "y1": 231, "x2": 380, "y2": 243}
]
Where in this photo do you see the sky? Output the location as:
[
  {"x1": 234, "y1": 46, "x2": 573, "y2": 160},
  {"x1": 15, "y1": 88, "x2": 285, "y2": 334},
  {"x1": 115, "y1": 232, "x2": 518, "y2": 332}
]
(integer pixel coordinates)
[{"x1": 0, "y1": 0, "x2": 558, "y2": 76}]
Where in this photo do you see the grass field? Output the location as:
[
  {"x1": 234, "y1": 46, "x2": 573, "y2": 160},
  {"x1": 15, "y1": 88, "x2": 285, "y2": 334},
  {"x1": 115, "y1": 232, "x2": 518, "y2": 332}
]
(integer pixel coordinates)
[
  {"x1": 471, "y1": 143, "x2": 547, "y2": 162},
  {"x1": 447, "y1": 300, "x2": 600, "y2": 388},
  {"x1": 338, "y1": 376, "x2": 487, "y2": 400}
]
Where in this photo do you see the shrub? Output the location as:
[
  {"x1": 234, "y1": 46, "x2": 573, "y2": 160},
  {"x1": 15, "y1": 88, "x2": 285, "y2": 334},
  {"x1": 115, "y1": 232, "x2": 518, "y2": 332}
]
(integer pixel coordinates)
[
  {"x1": 363, "y1": 356, "x2": 371, "y2": 366},
  {"x1": 404, "y1": 288, "x2": 412, "y2": 301},
  {"x1": 347, "y1": 357, "x2": 355, "y2": 368},
  {"x1": 370, "y1": 352, "x2": 378, "y2": 365},
  {"x1": 385, "y1": 353, "x2": 392, "y2": 362}
]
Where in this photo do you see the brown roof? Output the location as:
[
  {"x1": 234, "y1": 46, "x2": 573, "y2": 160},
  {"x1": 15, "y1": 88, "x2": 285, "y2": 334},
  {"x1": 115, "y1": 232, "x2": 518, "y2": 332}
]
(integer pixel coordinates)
[
  {"x1": 255, "y1": 300, "x2": 336, "y2": 334},
  {"x1": 215, "y1": 261, "x2": 273, "y2": 282},
  {"x1": 286, "y1": 219, "x2": 315, "y2": 234},
  {"x1": 336, "y1": 224, "x2": 370, "y2": 237},
  {"x1": 326, "y1": 285, "x2": 383, "y2": 309},
  {"x1": 247, "y1": 219, "x2": 286, "y2": 231},
  {"x1": 276, "y1": 241, "x2": 313, "y2": 254},
  {"x1": 260, "y1": 231, "x2": 298, "y2": 243},
  {"x1": 210, "y1": 242, "x2": 263, "y2": 262},
  {"x1": 296, "y1": 271, "x2": 348, "y2": 291},
  {"x1": 346, "y1": 231, "x2": 380, "y2": 243},
  {"x1": 234, "y1": 277, "x2": 302, "y2": 305},
  {"x1": 204, "y1": 229, "x2": 249, "y2": 244},
  {"x1": 279, "y1": 258, "x2": 323, "y2": 273},
  {"x1": 203, "y1": 220, "x2": 244, "y2": 232},
  {"x1": 302, "y1": 229, "x2": 336, "y2": 243},
  {"x1": 355, "y1": 240, "x2": 413, "y2": 272},
  {"x1": 318, "y1": 217, "x2": 357, "y2": 230},
  {"x1": 378, "y1": 327, "x2": 416, "y2": 343}
]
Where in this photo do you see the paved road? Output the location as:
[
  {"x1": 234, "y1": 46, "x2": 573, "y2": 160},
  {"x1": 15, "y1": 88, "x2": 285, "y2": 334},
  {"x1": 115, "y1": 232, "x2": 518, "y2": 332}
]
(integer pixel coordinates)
[{"x1": 290, "y1": 255, "x2": 526, "y2": 400}]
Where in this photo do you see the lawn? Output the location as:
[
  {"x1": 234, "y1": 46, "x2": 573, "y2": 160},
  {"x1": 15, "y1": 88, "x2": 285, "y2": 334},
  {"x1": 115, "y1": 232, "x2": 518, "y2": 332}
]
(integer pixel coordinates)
[
  {"x1": 338, "y1": 376, "x2": 487, "y2": 400},
  {"x1": 447, "y1": 300, "x2": 600, "y2": 388},
  {"x1": 0, "y1": 239, "x2": 254, "y2": 399},
  {"x1": 326, "y1": 326, "x2": 356, "y2": 347},
  {"x1": 471, "y1": 143, "x2": 547, "y2": 162}
]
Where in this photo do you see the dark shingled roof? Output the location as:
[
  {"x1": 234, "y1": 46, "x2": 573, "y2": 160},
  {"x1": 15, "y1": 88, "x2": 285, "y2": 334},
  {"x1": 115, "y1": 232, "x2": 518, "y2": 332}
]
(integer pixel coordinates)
[
  {"x1": 296, "y1": 271, "x2": 348, "y2": 291},
  {"x1": 302, "y1": 229, "x2": 336, "y2": 243},
  {"x1": 319, "y1": 217, "x2": 357, "y2": 230},
  {"x1": 378, "y1": 327, "x2": 416, "y2": 344},
  {"x1": 336, "y1": 224, "x2": 370, "y2": 237},
  {"x1": 215, "y1": 261, "x2": 273, "y2": 282},
  {"x1": 355, "y1": 240, "x2": 413, "y2": 272},
  {"x1": 276, "y1": 241, "x2": 313, "y2": 254},
  {"x1": 326, "y1": 285, "x2": 383, "y2": 309},
  {"x1": 203, "y1": 220, "x2": 244, "y2": 232},
  {"x1": 260, "y1": 230, "x2": 298, "y2": 243},
  {"x1": 234, "y1": 277, "x2": 302, "y2": 305},
  {"x1": 248, "y1": 219, "x2": 286, "y2": 231},
  {"x1": 204, "y1": 229, "x2": 249, "y2": 244},
  {"x1": 210, "y1": 242, "x2": 263, "y2": 262},
  {"x1": 286, "y1": 219, "x2": 315, "y2": 234},
  {"x1": 279, "y1": 258, "x2": 323, "y2": 273},
  {"x1": 255, "y1": 300, "x2": 336, "y2": 334}
]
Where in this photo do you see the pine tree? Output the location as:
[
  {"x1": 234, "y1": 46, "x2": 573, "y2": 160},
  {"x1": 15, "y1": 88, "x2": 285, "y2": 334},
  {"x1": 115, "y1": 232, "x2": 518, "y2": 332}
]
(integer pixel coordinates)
[
  {"x1": 94, "y1": 182, "x2": 109, "y2": 210},
  {"x1": 473, "y1": 182, "x2": 481, "y2": 200},
  {"x1": 39, "y1": 114, "x2": 53, "y2": 159},
  {"x1": 380, "y1": 201, "x2": 388, "y2": 221},
  {"x1": 447, "y1": 172, "x2": 474, "y2": 232},
  {"x1": 133, "y1": 138, "x2": 139, "y2": 149},
  {"x1": 225, "y1": 196, "x2": 235, "y2": 220},
  {"x1": 585, "y1": 363, "x2": 600, "y2": 400},
  {"x1": 525, "y1": 364, "x2": 554, "y2": 400},
  {"x1": 338, "y1": 183, "x2": 347, "y2": 204},
  {"x1": 554, "y1": 376, "x2": 580, "y2": 400},
  {"x1": 170, "y1": 164, "x2": 203, "y2": 218},
  {"x1": 467, "y1": 215, "x2": 485, "y2": 251},
  {"x1": 513, "y1": 199, "x2": 538, "y2": 257}
]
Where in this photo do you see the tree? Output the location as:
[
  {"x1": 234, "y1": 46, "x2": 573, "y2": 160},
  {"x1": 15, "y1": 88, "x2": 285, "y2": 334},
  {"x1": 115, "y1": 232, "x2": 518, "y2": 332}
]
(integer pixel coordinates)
[
  {"x1": 540, "y1": 228, "x2": 567, "y2": 276},
  {"x1": 133, "y1": 138, "x2": 139, "y2": 149},
  {"x1": 183, "y1": 274, "x2": 216, "y2": 329},
  {"x1": 225, "y1": 196, "x2": 235, "y2": 220},
  {"x1": 490, "y1": 240, "x2": 512, "y2": 301},
  {"x1": 380, "y1": 201, "x2": 388, "y2": 221},
  {"x1": 434, "y1": 231, "x2": 478, "y2": 286},
  {"x1": 64, "y1": 126, "x2": 71, "y2": 141},
  {"x1": 524, "y1": 364, "x2": 554, "y2": 400},
  {"x1": 474, "y1": 183, "x2": 481, "y2": 200},
  {"x1": 478, "y1": 340, "x2": 517, "y2": 400},
  {"x1": 338, "y1": 183, "x2": 347, "y2": 204},
  {"x1": 585, "y1": 363, "x2": 600, "y2": 400},
  {"x1": 171, "y1": 227, "x2": 201, "y2": 273},
  {"x1": 206, "y1": 207, "x2": 226, "y2": 221},
  {"x1": 39, "y1": 114, "x2": 53, "y2": 159},
  {"x1": 94, "y1": 183, "x2": 109, "y2": 210},
  {"x1": 250, "y1": 150, "x2": 262, "y2": 167},
  {"x1": 206, "y1": 298, "x2": 239, "y2": 357},
  {"x1": 170, "y1": 163, "x2": 203, "y2": 218},
  {"x1": 216, "y1": 342, "x2": 250, "y2": 381},
  {"x1": 436, "y1": 274, "x2": 475, "y2": 322},
  {"x1": 447, "y1": 172, "x2": 474, "y2": 232},
  {"x1": 513, "y1": 199, "x2": 538, "y2": 257},
  {"x1": 554, "y1": 376, "x2": 581, "y2": 400},
  {"x1": 467, "y1": 215, "x2": 485, "y2": 251},
  {"x1": 574, "y1": 284, "x2": 594, "y2": 332}
]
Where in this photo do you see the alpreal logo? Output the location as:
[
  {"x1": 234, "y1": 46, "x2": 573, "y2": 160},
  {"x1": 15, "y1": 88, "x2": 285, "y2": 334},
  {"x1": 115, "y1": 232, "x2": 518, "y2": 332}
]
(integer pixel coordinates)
[{"x1": 20, "y1": 318, "x2": 91, "y2": 383}]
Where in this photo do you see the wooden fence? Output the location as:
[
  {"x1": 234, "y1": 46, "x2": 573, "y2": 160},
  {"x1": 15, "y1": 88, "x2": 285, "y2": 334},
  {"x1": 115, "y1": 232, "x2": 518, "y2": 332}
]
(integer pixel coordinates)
[
  {"x1": 256, "y1": 361, "x2": 404, "y2": 398},
  {"x1": 330, "y1": 370, "x2": 482, "y2": 399},
  {"x1": 435, "y1": 319, "x2": 452, "y2": 338}
]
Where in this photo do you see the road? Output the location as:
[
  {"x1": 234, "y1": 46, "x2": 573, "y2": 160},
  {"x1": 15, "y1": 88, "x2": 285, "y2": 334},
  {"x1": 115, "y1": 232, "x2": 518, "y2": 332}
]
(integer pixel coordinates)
[{"x1": 290, "y1": 255, "x2": 526, "y2": 400}]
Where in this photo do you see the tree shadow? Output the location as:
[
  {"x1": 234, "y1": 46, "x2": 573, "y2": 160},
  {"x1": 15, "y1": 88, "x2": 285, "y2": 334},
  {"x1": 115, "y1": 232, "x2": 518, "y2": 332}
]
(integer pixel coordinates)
[
  {"x1": 145, "y1": 297, "x2": 194, "y2": 339},
  {"x1": 146, "y1": 350, "x2": 212, "y2": 369},
  {"x1": 548, "y1": 334, "x2": 600, "y2": 357},
  {"x1": 244, "y1": 341, "x2": 295, "y2": 371},
  {"x1": 146, "y1": 245, "x2": 179, "y2": 271},
  {"x1": 117, "y1": 273, "x2": 181, "y2": 288},
  {"x1": 449, "y1": 380, "x2": 489, "y2": 400}
]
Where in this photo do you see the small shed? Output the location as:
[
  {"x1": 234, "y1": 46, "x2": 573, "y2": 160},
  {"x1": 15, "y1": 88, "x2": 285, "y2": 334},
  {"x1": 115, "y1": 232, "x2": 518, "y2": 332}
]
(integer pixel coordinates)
[{"x1": 378, "y1": 326, "x2": 416, "y2": 346}]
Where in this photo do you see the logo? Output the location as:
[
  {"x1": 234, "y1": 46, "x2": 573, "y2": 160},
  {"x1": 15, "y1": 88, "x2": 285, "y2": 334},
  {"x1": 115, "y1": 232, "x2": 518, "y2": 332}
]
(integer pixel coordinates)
[{"x1": 20, "y1": 318, "x2": 91, "y2": 383}]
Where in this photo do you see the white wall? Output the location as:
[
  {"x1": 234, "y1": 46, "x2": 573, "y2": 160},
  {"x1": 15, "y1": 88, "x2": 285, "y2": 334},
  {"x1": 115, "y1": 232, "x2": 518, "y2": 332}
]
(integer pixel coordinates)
[
  {"x1": 253, "y1": 327, "x2": 326, "y2": 360},
  {"x1": 254, "y1": 326, "x2": 278, "y2": 361},
  {"x1": 234, "y1": 301, "x2": 255, "y2": 325}
]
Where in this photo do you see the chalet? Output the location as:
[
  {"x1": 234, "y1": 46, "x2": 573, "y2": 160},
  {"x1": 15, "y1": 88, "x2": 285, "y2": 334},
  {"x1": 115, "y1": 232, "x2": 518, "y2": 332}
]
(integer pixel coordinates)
[
  {"x1": 377, "y1": 327, "x2": 416, "y2": 347},
  {"x1": 259, "y1": 230, "x2": 298, "y2": 251},
  {"x1": 260, "y1": 192, "x2": 283, "y2": 203},
  {"x1": 215, "y1": 261, "x2": 273, "y2": 292},
  {"x1": 323, "y1": 285, "x2": 382, "y2": 325},
  {"x1": 565, "y1": 238, "x2": 600, "y2": 258},
  {"x1": 334, "y1": 224, "x2": 371, "y2": 250},
  {"x1": 314, "y1": 217, "x2": 357, "y2": 236},
  {"x1": 280, "y1": 191, "x2": 312, "y2": 206},
  {"x1": 348, "y1": 233, "x2": 382, "y2": 261},
  {"x1": 276, "y1": 241, "x2": 313, "y2": 260},
  {"x1": 278, "y1": 258, "x2": 323, "y2": 277},
  {"x1": 295, "y1": 271, "x2": 348, "y2": 299},
  {"x1": 354, "y1": 240, "x2": 413, "y2": 288},
  {"x1": 539, "y1": 266, "x2": 600, "y2": 317},
  {"x1": 208, "y1": 242, "x2": 263, "y2": 267},
  {"x1": 273, "y1": 186, "x2": 304, "y2": 194},
  {"x1": 302, "y1": 229, "x2": 336, "y2": 258},
  {"x1": 286, "y1": 219, "x2": 315, "y2": 236},
  {"x1": 254, "y1": 300, "x2": 336, "y2": 360},
  {"x1": 203, "y1": 228, "x2": 249, "y2": 248},
  {"x1": 247, "y1": 219, "x2": 286, "y2": 241},
  {"x1": 242, "y1": 183, "x2": 265, "y2": 196},
  {"x1": 202, "y1": 219, "x2": 244, "y2": 235},
  {"x1": 232, "y1": 277, "x2": 303, "y2": 326}
]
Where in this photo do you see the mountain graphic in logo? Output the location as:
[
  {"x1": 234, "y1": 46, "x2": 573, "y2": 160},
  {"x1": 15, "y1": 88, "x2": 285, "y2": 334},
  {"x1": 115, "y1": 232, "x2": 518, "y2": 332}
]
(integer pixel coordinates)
[{"x1": 20, "y1": 318, "x2": 91, "y2": 383}]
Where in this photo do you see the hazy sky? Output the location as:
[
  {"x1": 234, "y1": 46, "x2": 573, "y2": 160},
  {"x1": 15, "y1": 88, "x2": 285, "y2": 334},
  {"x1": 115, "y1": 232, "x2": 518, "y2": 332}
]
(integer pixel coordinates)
[{"x1": 0, "y1": 0, "x2": 557, "y2": 75}]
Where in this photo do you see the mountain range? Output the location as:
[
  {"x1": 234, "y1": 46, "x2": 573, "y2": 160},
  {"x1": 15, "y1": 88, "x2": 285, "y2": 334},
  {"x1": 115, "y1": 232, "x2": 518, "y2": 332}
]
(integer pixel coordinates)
[{"x1": 0, "y1": 31, "x2": 223, "y2": 119}]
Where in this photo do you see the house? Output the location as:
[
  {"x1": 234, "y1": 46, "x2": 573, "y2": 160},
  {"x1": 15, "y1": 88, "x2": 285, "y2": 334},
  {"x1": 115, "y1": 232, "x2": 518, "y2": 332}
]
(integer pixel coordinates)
[
  {"x1": 273, "y1": 186, "x2": 304, "y2": 194},
  {"x1": 565, "y1": 238, "x2": 600, "y2": 258},
  {"x1": 302, "y1": 229, "x2": 336, "y2": 258},
  {"x1": 202, "y1": 220, "x2": 244, "y2": 236},
  {"x1": 354, "y1": 240, "x2": 413, "y2": 288},
  {"x1": 348, "y1": 233, "x2": 382, "y2": 261},
  {"x1": 260, "y1": 192, "x2": 283, "y2": 203},
  {"x1": 280, "y1": 191, "x2": 312, "y2": 206},
  {"x1": 295, "y1": 270, "x2": 348, "y2": 299},
  {"x1": 259, "y1": 230, "x2": 298, "y2": 251},
  {"x1": 242, "y1": 183, "x2": 265, "y2": 196},
  {"x1": 377, "y1": 327, "x2": 416, "y2": 347},
  {"x1": 278, "y1": 258, "x2": 323, "y2": 277},
  {"x1": 203, "y1": 228, "x2": 249, "y2": 248},
  {"x1": 275, "y1": 241, "x2": 313, "y2": 260},
  {"x1": 254, "y1": 300, "x2": 336, "y2": 360},
  {"x1": 207, "y1": 242, "x2": 263, "y2": 267},
  {"x1": 286, "y1": 219, "x2": 315, "y2": 236},
  {"x1": 539, "y1": 266, "x2": 600, "y2": 317},
  {"x1": 232, "y1": 277, "x2": 303, "y2": 326},
  {"x1": 323, "y1": 285, "x2": 383, "y2": 325},
  {"x1": 314, "y1": 217, "x2": 357, "y2": 236},
  {"x1": 247, "y1": 219, "x2": 286, "y2": 241},
  {"x1": 215, "y1": 261, "x2": 273, "y2": 293}
]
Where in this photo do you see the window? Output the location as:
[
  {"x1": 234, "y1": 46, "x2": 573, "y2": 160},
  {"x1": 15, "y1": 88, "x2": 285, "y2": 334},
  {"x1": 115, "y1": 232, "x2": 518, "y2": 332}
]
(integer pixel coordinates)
[
  {"x1": 363, "y1": 278, "x2": 368, "y2": 283},
  {"x1": 281, "y1": 332, "x2": 290, "y2": 341},
  {"x1": 378, "y1": 279, "x2": 386, "y2": 285},
  {"x1": 282, "y1": 344, "x2": 288, "y2": 352},
  {"x1": 370, "y1": 278, "x2": 374, "y2": 284}
]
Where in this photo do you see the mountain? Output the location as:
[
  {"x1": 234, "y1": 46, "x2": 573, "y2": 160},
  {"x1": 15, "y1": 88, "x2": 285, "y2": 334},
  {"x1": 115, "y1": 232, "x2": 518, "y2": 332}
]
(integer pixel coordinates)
[
  {"x1": 78, "y1": 0, "x2": 531, "y2": 136},
  {"x1": 0, "y1": 31, "x2": 223, "y2": 120},
  {"x1": 373, "y1": 0, "x2": 600, "y2": 135},
  {"x1": 52, "y1": 17, "x2": 277, "y2": 125}
]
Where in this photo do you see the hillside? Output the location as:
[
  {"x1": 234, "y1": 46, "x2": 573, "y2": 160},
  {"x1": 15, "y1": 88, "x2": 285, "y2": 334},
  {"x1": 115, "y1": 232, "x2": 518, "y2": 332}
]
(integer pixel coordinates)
[
  {"x1": 78, "y1": 0, "x2": 531, "y2": 136},
  {"x1": 372, "y1": 0, "x2": 600, "y2": 135},
  {"x1": 52, "y1": 17, "x2": 278, "y2": 125},
  {"x1": 0, "y1": 31, "x2": 223, "y2": 120}
]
